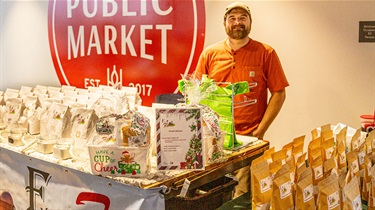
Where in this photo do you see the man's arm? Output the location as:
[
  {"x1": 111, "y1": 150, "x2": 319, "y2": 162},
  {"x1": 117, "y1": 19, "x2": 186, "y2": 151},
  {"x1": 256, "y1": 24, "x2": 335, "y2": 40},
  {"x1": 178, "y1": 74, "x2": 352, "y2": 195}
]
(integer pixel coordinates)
[{"x1": 251, "y1": 88, "x2": 286, "y2": 139}]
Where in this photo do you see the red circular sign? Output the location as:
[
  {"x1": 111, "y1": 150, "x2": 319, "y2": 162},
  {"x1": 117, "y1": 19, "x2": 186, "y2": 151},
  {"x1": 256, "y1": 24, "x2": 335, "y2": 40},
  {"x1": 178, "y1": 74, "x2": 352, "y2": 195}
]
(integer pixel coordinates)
[{"x1": 48, "y1": 0, "x2": 205, "y2": 106}]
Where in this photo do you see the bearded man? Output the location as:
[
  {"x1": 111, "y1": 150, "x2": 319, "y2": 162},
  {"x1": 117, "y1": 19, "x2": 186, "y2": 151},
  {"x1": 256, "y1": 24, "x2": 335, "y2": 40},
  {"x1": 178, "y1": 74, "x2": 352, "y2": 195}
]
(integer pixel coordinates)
[{"x1": 193, "y1": 2, "x2": 289, "y2": 198}]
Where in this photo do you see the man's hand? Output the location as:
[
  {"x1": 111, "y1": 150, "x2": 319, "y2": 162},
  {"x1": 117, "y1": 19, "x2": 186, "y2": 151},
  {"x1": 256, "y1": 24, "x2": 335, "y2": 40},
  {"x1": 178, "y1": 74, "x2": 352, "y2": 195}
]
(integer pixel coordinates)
[{"x1": 254, "y1": 89, "x2": 286, "y2": 140}]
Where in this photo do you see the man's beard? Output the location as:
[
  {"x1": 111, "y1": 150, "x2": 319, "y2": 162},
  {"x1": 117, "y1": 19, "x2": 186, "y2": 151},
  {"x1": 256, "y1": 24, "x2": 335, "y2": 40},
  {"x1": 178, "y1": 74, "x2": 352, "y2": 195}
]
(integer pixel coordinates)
[{"x1": 226, "y1": 24, "x2": 250, "y2": 40}]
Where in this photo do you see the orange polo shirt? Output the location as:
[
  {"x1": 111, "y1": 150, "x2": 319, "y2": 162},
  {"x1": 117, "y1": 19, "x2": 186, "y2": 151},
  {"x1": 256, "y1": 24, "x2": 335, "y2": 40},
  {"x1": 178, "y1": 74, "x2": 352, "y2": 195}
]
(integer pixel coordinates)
[{"x1": 193, "y1": 38, "x2": 289, "y2": 135}]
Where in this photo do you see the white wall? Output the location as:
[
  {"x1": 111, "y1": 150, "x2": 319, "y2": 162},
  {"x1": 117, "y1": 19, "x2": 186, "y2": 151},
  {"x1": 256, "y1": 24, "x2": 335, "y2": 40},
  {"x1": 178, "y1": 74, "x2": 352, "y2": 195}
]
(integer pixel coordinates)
[{"x1": 1, "y1": 0, "x2": 374, "y2": 150}]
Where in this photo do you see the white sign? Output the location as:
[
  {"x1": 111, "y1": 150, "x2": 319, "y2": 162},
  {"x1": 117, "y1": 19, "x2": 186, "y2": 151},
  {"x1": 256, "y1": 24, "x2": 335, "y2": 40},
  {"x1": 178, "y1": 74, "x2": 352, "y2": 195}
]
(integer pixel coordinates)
[
  {"x1": 155, "y1": 107, "x2": 204, "y2": 171},
  {"x1": 0, "y1": 147, "x2": 165, "y2": 210}
]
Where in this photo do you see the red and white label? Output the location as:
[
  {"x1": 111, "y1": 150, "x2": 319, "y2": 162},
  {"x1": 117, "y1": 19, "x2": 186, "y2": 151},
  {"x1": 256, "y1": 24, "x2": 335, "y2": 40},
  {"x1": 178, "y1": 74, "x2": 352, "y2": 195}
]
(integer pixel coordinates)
[{"x1": 48, "y1": 0, "x2": 206, "y2": 106}]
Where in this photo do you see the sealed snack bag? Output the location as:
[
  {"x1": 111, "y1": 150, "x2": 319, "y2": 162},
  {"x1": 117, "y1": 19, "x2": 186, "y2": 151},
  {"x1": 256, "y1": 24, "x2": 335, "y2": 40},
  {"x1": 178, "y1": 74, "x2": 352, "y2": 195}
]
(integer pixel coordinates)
[
  {"x1": 23, "y1": 95, "x2": 41, "y2": 135},
  {"x1": 308, "y1": 137, "x2": 322, "y2": 166},
  {"x1": 282, "y1": 142, "x2": 294, "y2": 162},
  {"x1": 322, "y1": 137, "x2": 335, "y2": 163},
  {"x1": 343, "y1": 177, "x2": 362, "y2": 210},
  {"x1": 269, "y1": 159, "x2": 282, "y2": 180},
  {"x1": 362, "y1": 154, "x2": 372, "y2": 201},
  {"x1": 3, "y1": 97, "x2": 24, "y2": 130},
  {"x1": 311, "y1": 128, "x2": 319, "y2": 140},
  {"x1": 70, "y1": 108, "x2": 98, "y2": 144},
  {"x1": 293, "y1": 135, "x2": 305, "y2": 148},
  {"x1": 201, "y1": 106, "x2": 224, "y2": 163},
  {"x1": 337, "y1": 140, "x2": 347, "y2": 174},
  {"x1": 117, "y1": 110, "x2": 151, "y2": 147},
  {"x1": 347, "y1": 150, "x2": 361, "y2": 183},
  {"x1": 296, "y1": 152, "x2": 307, "y2": 170},
  {"x1": 295, "y1": 167, "x2": 316, "y2": 210},
  {"x1": 292, "y1": 143, "x2": 304, "y2": 165},
  {"x1": 368, "y1": 166, "x2": 375, "y2": 210},
  {"x1": 42, "y1": 102, "x2": 71, "y2": 138},
  {"x1": 317, "y1": 174, "x2": 340, "y2": 210},
  {"x1": 311, "y1": 155, "x2": 324, "y2": 200},
  {"x1": 351, "y1": 129, "x2": 361, "y2": 151},
  {"x1": 272, "y1": 148, "x2": 287, "y2": 165},
  {"x1": 321, "y1": 129, "x2": 333, "y2": 142},
  {"x1": 263, "y1": 147, "x2": 275, "y2": 164},
  {"x1": 271, "y1": 164, "x2": 294, "y2": 210},
  {"x1": 251, "y1": 160, "x2": 272, "y2": 210},
  {"x1": 323, "y1": 158, "x2": 338, "y2": 179},
  {"x1": 338, "y1": 171, "x2": 347, "y2": 210}
]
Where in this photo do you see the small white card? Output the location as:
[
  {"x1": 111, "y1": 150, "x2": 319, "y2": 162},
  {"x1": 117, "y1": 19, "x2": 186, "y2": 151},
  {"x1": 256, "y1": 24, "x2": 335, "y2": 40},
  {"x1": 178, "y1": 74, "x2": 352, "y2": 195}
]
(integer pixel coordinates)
[{"x1": 156, "y1": 107, "x2": 204, "y2": 170}]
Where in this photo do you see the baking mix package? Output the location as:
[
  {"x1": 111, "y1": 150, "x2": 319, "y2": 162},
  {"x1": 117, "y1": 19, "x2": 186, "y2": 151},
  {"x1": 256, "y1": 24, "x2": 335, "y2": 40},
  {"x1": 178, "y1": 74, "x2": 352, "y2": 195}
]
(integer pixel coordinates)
[
  {"x1": 271, "y1": 164, "x2": 294, "y2": 209},
  {"x1": 251, "y1": 160, "x2": 272, "y2": 210},
  {"x1": 295, "y1": 167, "x2": 315, "y2": 209},
  {"x1": 317, "y1": 174, "x2": 340, "y2": 210}
]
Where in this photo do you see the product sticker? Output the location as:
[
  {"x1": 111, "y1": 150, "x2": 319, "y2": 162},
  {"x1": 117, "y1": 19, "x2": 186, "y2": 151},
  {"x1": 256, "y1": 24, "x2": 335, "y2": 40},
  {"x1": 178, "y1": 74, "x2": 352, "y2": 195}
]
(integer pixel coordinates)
[
  {"x1": 260, "y1": 176, "x2": 272, "y2": 193},
  {"x1": 358, "y1": 151, "x2": 365, "y2": 165},
  {"x1": 279, "y1": 181, "x2": 292, "y2": 199},
  {"x1": 339, "y1": 151, "x2": 346, "y2": 165},
  {"x1": 325, "y1": 147, "x2": 334, "y2": 160},
  {"x1": 314, "y1": 165, "x2": 323, "y2": 179},
  {"x1": 327, "y1": 191, "x2": 340, "y2": 209},
  {"x1": 303, "y1": 184, "x2": 314, "y2": 203},
  {"x1": 352, "y1": 195, "x2": 362, "y2": 210},
  {"x1": 351, "y1": 160, "x2": 359, "y2": 173}
]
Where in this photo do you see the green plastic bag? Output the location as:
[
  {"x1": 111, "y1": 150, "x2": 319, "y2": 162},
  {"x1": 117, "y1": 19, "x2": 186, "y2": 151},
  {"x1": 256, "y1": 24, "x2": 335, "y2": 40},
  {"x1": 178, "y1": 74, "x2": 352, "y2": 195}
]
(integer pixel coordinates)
[
  {"x1": 178, "y1": 75, "x2": 249, "y2": 149},
  {"x1": 199, "y1": 82, "x2": 249, "y2": 149}
]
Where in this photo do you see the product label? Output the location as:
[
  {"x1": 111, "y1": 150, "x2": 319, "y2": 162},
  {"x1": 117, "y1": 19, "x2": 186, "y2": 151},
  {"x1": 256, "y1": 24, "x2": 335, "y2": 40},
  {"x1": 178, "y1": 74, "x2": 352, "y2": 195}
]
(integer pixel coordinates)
[
  {"x1": 351, "y1": 160, "x2": 359, "y2": 173},
  {"x1": 314, "y1": 165, "x2": 323, "y2": 180},
  {"x1": 327, "y1": 191, "x2": 340, "y2": 209},
  {"x1": 303, "y1": 184, "x2": 314, "y2": 203},
  {"x1": 279, "y1": 181, "x2": 292, "y2": 199},
  {"x1": 358, "y1": 151, "x2": 365, "y2": 165},
  {"x1": 339, "y1": 151, "x2": 346, "y2": 165},
  {"x1": 260, "y1": 176, "x2": 272, "y2": 193},
  {"x1": 352, "y1": 195, "x2": 362, "y2": 210},
  {"x1": 325, "y1": 147, "x2": 334, "y2": 160}
]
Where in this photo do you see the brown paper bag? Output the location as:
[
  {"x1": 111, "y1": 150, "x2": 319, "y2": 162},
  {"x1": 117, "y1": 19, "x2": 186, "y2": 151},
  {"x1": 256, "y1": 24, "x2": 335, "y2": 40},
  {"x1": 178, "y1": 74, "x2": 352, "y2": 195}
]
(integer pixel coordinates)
[
  {"x1": 343, "y1": 176, "x2": 362, "y2": 210},
  {"x1": 263, "y1": 147, "x2": 275, "y2": 164},
  {"x1": 324, "y1": 158, "x2": 338, "y2": 179},
  {"x1": 317, "y1": 174, "x2": 340, "y2": 210},
  {"x1": 272, "y1": 149, "x2": 287, "y2": 165},
  {"x1": 295, "y1": 167, "x2": 316, "y2": 210},
  {"x1": 292, "y1": 144, "x2": 304, "y2": 165},
  {"x1": 337, "y1": 140, "x2": 347, "y2": 174},
  {"x1": 322, "y1": 137, "x2": 335, "y2": 163},
  {"x1": 271, "y1": 164, "x2": 294, "y2": 210},
  {"x1": 251, "y1": 160, "x2": 272, "y2": 210},
  {"x1": 293, "y1": 135, "x2": 305, "y2": 148}
]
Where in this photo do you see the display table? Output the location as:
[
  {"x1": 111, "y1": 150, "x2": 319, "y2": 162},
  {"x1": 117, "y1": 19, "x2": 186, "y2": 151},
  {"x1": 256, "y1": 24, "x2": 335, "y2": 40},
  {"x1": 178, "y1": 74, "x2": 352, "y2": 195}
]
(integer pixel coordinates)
[{"x1": 0, "y1": 137, "x2": 268, "y2": 210}]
